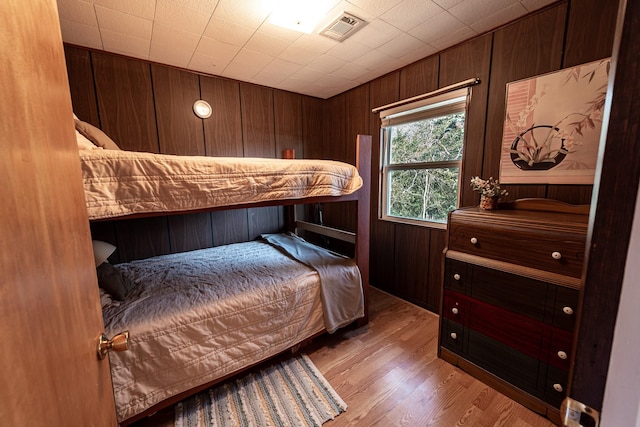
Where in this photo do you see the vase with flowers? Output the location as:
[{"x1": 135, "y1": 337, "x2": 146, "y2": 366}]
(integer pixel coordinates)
[{"x1": 470, "y1": 176, "x2": 507, "y2": 210}]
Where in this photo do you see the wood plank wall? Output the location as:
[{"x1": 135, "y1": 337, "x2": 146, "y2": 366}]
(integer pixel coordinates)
[
  {"x1": 321, "y1": 0, "x2": 617, "y2": 312},
  {"x1": 64, "y1": 47, "x2": 321, "y2": 262},
  {"x1": 64, "y1": 0, "x2": 617, "y2": 312}
]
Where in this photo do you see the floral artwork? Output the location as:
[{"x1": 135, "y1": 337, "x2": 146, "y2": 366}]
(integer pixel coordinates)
[{"x1": 499, "y1": 58, "x2": 610, "y2": 184}]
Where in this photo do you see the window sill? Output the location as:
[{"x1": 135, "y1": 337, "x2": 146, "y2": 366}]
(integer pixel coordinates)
[{"x1": 379, "y1": 215, "x2": 448, "y2": 230}]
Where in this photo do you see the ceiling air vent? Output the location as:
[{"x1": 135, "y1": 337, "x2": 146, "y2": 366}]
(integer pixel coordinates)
[{"x1": 319, "y1": 12, "x2": 366, "y2": 41}]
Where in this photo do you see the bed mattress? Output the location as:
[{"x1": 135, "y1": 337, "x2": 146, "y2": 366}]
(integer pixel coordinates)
[
  {"x1": 103, "y1": 238, "x2": 360, "y2": 422},
  {"x1": 79, "y1": 150, "x2": 362, "y2": 220}
]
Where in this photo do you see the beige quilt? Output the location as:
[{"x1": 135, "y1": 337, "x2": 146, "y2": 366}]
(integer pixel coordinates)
[
  {"x1": 79, "y1": 150, "x2": 362, "y2": 220},
  {"x1": 103, "y1": 238, "x2": 363, "y2": 422}
]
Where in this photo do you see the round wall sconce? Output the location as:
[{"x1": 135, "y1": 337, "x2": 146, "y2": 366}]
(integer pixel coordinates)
[{"x1": 193, "y1": 100, "x2": 212, "y2": 119}]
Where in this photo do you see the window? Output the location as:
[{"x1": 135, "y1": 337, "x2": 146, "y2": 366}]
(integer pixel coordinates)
[{"x1": 378, "y1": 88, "x2": 469, "y2": 226}]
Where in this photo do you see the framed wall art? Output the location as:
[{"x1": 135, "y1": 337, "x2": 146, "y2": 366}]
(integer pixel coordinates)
[{"x1": 499, "y1": 58, "x2": 610, "y2": 184}]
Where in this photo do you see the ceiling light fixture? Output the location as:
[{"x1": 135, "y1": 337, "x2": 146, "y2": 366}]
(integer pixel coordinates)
[
  {"x1": 268, "y1": 0, "x2": 332, "y2": 34},
  {"x1": 193, "y1": 100, "x2": 212, "y2": 119}
]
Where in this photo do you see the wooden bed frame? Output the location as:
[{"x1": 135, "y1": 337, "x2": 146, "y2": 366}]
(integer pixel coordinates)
[{"x1": 102, "y1": 134, "x2": 372, "y2": 425}]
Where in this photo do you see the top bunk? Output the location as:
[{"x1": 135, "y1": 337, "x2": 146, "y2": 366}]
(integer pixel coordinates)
[{"x1": 76, "y1": 126, "x2": 371, "y2": 221}]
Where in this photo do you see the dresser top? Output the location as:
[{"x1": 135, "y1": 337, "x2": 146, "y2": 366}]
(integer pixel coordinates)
[{"x1": 450, "y1": 206, "x2": 589, "y2": 235}]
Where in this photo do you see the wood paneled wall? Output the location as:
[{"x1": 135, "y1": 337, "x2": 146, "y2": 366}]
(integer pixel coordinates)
[
  {"x1": 65, "y1": 47, "x2": 321, "y2": 262},
  {"x1": 322, "y1": 0, "x2": 617, "y2": 312}
]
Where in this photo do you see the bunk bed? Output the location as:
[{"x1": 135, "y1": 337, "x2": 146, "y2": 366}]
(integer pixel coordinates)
[{"x1": 78, "y1": 132, "x2": 372, "y2": 424}]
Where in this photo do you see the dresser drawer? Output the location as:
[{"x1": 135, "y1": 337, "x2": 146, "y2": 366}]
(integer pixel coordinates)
[
  {"x1": 444, "y1": 259, "x2": 469, "y2": 294},
  {"x1": 443, "y1": 290, "x2": 468, "y2": 323},
  {"x1": 550, "y1": 286, "x2": 579, "y2": 331},
  {"x1": 543, "y1": 327, "x2": 573, "y2": 371},
  {"x1": 441, "y1": 319, "x2": 465, "y2": 354},
  {"x1": 541, "y1": 364, "x2": 570, "y2": 407},
  {"x1": 470, "y1": 265, "x2": 550, "y2": 322},
  {"x1": 467, "y1": 329, "x2": 541, "y2": 395},
  {"x1": 448, "y1": 221, "x2": 585, "y2": 277}
]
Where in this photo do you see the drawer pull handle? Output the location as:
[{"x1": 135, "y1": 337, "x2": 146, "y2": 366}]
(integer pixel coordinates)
[
  {"x1": 552, "y1": 251, "x2": 562, "y2": 260},
  {"x1": 557, "y1": 350, "x2": 568, "y2": 360},
  {"x1": 470, "y1": 237, "x2": 478, "y2": 245},
  {"x1": 450, "y1": 332, "x2": 457, "y2": 340},
  {"x1": 451, "y1": 307, "x2": 459, "y2": 315},
  {"x1": 563, "y1": 306, "x2": 574, "y2": 315},
  {"x1": 553, "y1": 383, "x2": 564, "y2": 393},
  {"x1": 453, "y1": 273, "x2": 461, "y2": 281}
]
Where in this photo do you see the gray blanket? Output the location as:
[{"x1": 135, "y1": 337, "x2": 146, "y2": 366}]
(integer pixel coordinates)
[{"x1": 261, "y1": 233, "x2": 364, "y2": 333}]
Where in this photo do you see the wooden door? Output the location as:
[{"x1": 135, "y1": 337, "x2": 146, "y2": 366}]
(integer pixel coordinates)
[{"x1": 0, "y1": 1, "x2": 117, "y2": 426}]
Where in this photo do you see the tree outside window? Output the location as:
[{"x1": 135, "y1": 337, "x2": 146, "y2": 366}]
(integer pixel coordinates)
[{"x1": 379, "y1": 89, "x2": 468, "y2": 226}]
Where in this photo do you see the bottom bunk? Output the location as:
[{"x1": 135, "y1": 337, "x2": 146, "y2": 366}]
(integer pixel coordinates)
[{"x1": 100, "y1": 233, "x2": 364, "y2": 424}]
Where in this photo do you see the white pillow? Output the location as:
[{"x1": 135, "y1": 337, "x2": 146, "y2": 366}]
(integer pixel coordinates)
[{"x1": 76, "y1": 129, "x2": 101, "y2": 150}]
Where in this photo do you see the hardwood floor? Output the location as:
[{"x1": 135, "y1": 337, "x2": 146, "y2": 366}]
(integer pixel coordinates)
[{"x1": 131, "y1": 287, "x2": 556, "y2": 426}]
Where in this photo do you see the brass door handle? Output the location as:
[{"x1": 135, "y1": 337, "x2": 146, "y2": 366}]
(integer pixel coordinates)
[{"x1": 97, "y1": 331, "x2": 129, "y2": 360}]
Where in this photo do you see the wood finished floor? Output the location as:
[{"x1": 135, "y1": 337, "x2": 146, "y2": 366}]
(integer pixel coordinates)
[{"x1": 131, "y1": 287, "x2": 556, "y2": 426}]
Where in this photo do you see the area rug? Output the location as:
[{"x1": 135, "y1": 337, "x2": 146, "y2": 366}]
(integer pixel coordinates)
[{"x1": 175, "y1": 354, "x2": 347, "y2": 427}]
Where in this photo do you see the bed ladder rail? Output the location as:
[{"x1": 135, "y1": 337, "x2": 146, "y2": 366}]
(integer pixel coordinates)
[{"x1": 294, "y1": 220, "x2": 356, "y2": 244}]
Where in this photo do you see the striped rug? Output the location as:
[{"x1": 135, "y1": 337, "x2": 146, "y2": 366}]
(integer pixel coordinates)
[{"x1": 175, "y1": 354, "x2": 347, "y2": 427}]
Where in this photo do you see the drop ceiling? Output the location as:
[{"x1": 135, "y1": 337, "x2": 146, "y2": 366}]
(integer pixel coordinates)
[{"x1": 56, "y1": 0, "x2": 557, "y2": 99}]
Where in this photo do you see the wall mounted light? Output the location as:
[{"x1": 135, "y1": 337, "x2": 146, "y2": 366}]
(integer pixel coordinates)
[{"x1": 193, "y1": 100, "x2": 212, "y2": 119}]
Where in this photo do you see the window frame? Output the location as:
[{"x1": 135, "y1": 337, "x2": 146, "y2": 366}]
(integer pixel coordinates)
[{"x1": 378, "y1": 88, "x2": 470, "y2": 228}]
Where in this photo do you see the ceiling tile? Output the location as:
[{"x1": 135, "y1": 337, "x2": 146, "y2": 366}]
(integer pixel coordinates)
[
  {"x1": 307, "y1": 55, "x2": 347, "y2": 73},
  {"x1": 520, "y1": 0, "x2": 559, "y2": 11},
  {"x1": 261, "y1": 58, "x2": 304, "y2": 76},
  {"x1": 276, "y1": 77, "x2": 313, "y2": 94},
  {"x1": 325, "y1": 40, "x2": 369, "y2": 62},
  {"x1": 378, "y1": 33, "x2": 426, "y2": 59},
  {"x1": 59, "y1": 19, "x2": 103, "y2": 49},
  {"x1": 155, "y1": 0, "x2": 212, "y2": 34},
  {"x1": 57, "y1": 0, "x2": 97, "y2": 26},
  {"x1": 331, "y1": 62, "x2": 369, "y2": 80},
  {"x1": 92, "y1": 0, "x2": 156, "y2": 20},
  {"x1": 448, "y1": 0, "x2": 514, "y2": 25},
  {"x1": 429, "y1": 23, "x2": 476, "y2": 50},
  {"x1": 100, "y1": 29, "x2": 150, "y2": 58},
  {"x1": 278, "y1": 45, "x2": 322, "y2": 66},
  {"x1": 194, "y1": 37, "x2": 241, "y2": 66},
  {"x1": 347, "y1": 18, "x2": 402, "y2": 49},
  {"x1": 258, "y1": 22, "x2": 305, "y2": 43},
  {"x1": 250, "y1": 59, "x2": 305, "y2": 88},
  {"x1": 400, "y1": 44, "x2": 438, "y2": 64},
  {"x1": 290, "y1": 34, "x2": 339, "y2": 55},
  {"x1": 469, "y1": 3, "x2": 528, "y2": 33},
  {"x1": 149, "y1": 44, "x2": 194, "y2": 68},
  {"x1": 227, "y1": 48, "x2": 273, "y2": 72},
  {"x1": 244, "y1": 32, "x2": 291, "y2": 57},
  {"x1": 221, "y1": 61, "x2": 261, "y2": 82},
  {"x1": 432, "y1": 0, "x2": 466, "y2": 9},
  {"x1": 408, "y1": 11, "x2": 465, "y2": 43},
  {"x1": 188, "y1": 52, "x2": 231, "y2": 75},
  {"x1": 95, "y1": 5, "x2": 152, "y2": 40},
  {"x1": 170, "y1": 0, "x2": 219, "y2": 15},
  {"x1": 380, "y1": 0, "x2": 445, "y2": 31},
  {"x1": 352, "y1": 49, "x2": 394, "y2": 70},
  {"x1": 213, "y1": 0, "x2": 273, "y2": 29},
  {"x1": 151, "y1": 23, "x2": 201, "y2": 52},
  {"x1": 345, "y1": 0, "x2": 404, "y2": 17},
  {"x1": 203, "y1": 16, "x2": 255, "y2": 47},
  {"x1": 290, "y1": 67, "x2": 325, "y2": 83}
]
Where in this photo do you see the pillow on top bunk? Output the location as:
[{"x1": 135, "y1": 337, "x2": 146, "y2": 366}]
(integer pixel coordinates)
[
  {"x1": 74, "y1": 119, "x2": 121, "y2": 150},
  {"x1": 76, "y1": 130, "x2": 101, "y2": 150}
]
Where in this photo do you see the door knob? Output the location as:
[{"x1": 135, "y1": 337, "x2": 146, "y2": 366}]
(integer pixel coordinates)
[{"x1": 97, "y1": 331, "x2": 129, "y2": 360}]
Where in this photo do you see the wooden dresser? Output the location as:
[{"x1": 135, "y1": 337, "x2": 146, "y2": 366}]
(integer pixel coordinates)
[{"x1": 439, "y1": 204, "x2": 589, "y2": 420}]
